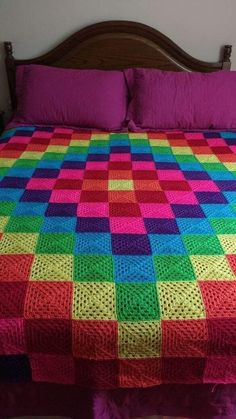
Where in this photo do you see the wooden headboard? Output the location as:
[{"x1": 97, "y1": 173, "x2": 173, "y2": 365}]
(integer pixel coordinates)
[{"x1": 4, "y1": 20, "x2": 232, "y2": 110}]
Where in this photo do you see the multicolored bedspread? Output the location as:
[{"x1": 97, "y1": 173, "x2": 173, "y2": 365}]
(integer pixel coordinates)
[{"x1": 0, "y1": 126, "x2": 236, "y2": 389}]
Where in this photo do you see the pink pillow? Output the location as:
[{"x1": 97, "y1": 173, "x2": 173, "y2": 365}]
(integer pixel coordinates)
[
  {"x1": 13, "y1": 64, "x2": 128, "y2": 130},
  {"x1": 125, "y1": 68, "x2": 236, "y2": 130}
]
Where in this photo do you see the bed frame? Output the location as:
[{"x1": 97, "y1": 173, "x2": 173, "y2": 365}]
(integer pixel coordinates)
[{"x1": 4, "y1": 20, "x2": 232, "y2": 111}]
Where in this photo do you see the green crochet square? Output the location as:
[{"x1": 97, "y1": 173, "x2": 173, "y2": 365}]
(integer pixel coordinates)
[
  {"x1": 42, "y1": 152, "x2": 65, "y2": 160},
  {"x1": 0, "y1": 202, "x2": 16, "y2": 216},
  {"x1": 0, "y1": 168, "x2": 8, "y2": 176},
  {"x1": 116, "y1": 283, "x2": 160, "y2": 321},
  {"x1": 5, "y1": 216, "x2": 43, "y2": 233},
  {"x1": 183, "y1": 234, "x2": 223, "y2": 255},
  {"x1": 68, "y1": 146, "x2": 88, "y2": 154},
  {"x1": 175, "y1": 155, "x2": 198, "y2": 163},
  {"x1": 36, "y1": 233, "x2": 75, "y2": 254},
  {"x1": 74, "y1": 254, "x2": 114, "y2": 281},
  {"x1": 13, "y1": 159, "x2": 38, "y2": 168},
  {"x1": 210, "y1": 218, "x2": 236, "y2": 234},
  {"x1": 153, "y1": 255, "x2": 196, "y2": 281},
  {"x1": 152, "y1": 146, "x2": 172, "y2": 155},
  {"x1": 202, "y1": 163, "x2": 226, "y2": 171},
  {"x1": 130, "y1": 138, "x2": 149, "y2": 146}
]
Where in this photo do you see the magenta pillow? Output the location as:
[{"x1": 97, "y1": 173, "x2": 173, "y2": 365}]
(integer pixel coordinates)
[
  {"x1": 13, "y1": 64, "x2": 128, "y2": 130},
  {"x1": 125, "y1": 68, "x2": 236, "y2": 130}
]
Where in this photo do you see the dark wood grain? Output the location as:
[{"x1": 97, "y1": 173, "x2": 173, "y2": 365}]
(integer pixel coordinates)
[{"x1": 4, "y1": 20, "x2": 232, "y2": 110}]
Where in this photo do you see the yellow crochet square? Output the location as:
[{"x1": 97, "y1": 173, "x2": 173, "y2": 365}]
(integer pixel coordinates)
[
  {"x1": 46, "y1": 145, "x2": 68, "y2": 153},
  {"x1": 31, "y1": 254, "x2": 73, "y2": 281},
  {"x1": 149, "y1": 139, "x2": 169, "y2": 146},
  {"x1": 0, "y1": 216, "x2": 9, "y2": 232},
  {"x1": 218, "y1": 234, "x2": 236, "y2": 254},
  {"x1": 223, "y1": 163, "x2": 236, "y2": 171},
  {"x1": 171, "y1": 147, "x2": 193, "y2": 155},
  {"x1": 70, "y1": 140, "x2": 89, "y2": 147},
  {"x1": 0, "y1": 233, "x2": 38, "y2": 254},
  {"x1": 109, "y1": 180, "x2": 134, "y2": 190},
  {"x1": 190, "y1": 255, "x2": 235, "y2": 280},
  {"x1": 118, "y1": 321, "x2": 161, "y2": 358},
  {"x1": 20, "y1": 151, "x2": 44, "y2": 160},
  {"x1": 0, "y1": 158, "x2": 15, "y2": 167},
  {"x1": 73, "y1": 282, "x2": 116, "y2": 320},
  {"x1": 196, "y1": 155, "x2": 219, "y2": 163},
  {"x1": 129, "y1": 133, "x2": 148, "y2": 139},
  {"x1": 158, "y1": 281, "x2": 205, "y2": 320},
  {"x1": 91, "y1": 134, "x2": 110, "y2": 140}
]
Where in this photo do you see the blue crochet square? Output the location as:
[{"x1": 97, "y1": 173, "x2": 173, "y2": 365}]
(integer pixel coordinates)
[
  {"x1": 114, "y1": 255, "x2": 156, "y2": 282},
  {"x1": 7, "y1": 168, "x2": 35, "y2": 178},
  {"x1": 224, "y1": 192, "x2": 236, "y2": 203},
  {"x1": 0, "y1": 188, "x2": 23, "y2": 201},
  {"x1": 178, "y1": 163, "x2": 204, "y2": 171},
  {"x1": 13, "y1": 202, "x2": 47, "y2": 216},
  {"x1": 41, "y1": 216, "x2": 77, "y2": 233},
  {"x1": 75, "y1": 232, "x2": 112, "y2": 254},
  {"x1": 176, "y1": 218, "x2": 214, "y2": 234},
  {"x1": 201, "y1": 204, "x2": 236, "y2": 218},
  {"x1": 209, "y1": 171, "x2": 235, "y2": 181},
  {"x1": 38, "y1": 160, "x2": 62, "y2": 169},
  {"x1": 149, "y1": 234, "x2": 186, "y2": 255},
  {"x1": 153, "y1": 154, "x2": 176, "y2": 162}
]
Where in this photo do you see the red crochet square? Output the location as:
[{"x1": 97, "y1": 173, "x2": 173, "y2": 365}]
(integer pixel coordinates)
[
  {"x1": 135, "y1": 191, "x2": 167, "y2": 203},
  {"x1": 72, "y1": 320, "x2": 117, "y2": 359},
  {"x1": 227, "y1": 255, "x2": 236, "y2": 275},
  {"x1": 159, "y1": 181, "x2": 191, "y2": 191},
  {"x1": 0, "y1": 254, "x2": 34, "y2": 281},
  {"x1": 109, "y1": 203, "x2": 141, "y2": 217},
  {"x1": 0, "y1": 283, "x2": 27, "y2": 318},
  {"x1": 200, "y1": 281, "x2": 236, "y2": 318},
  {"x1": 30, "y1": 353, "x2": 75, "y2": 384},
  {"x1": 162, "y1": 357, "x2": 205, "y2": 384},
  {"x1": 75, "y1": 359, "x2": 118, "y2": 389},
  {"x1": 162, "y1": 320, "x2": 208, "y2": 357},
  {"x1": 26, "y1": 319, "x2": 72, "y2": 354},
  {"x1": 207, "y1": 318, "x2": 236, "y2": 355},
  {"x1": 204, "y1": 356, "x2": 236, "y2": 383},
  {"x1": 80, "y1": 191, "x2": 108, "y2": 202},
  {"x1": 0, "y1": 318, "x2": 26, "y2": 354},
  {"x1": 54, "y1": 179, "x2": 83, "y2": 190},
  {"x1": 119, "y1": 358, "x2": 162, "y2": 387},
  {"x1": 24, "y1": 282, "x2": 72, "y2": 319}
]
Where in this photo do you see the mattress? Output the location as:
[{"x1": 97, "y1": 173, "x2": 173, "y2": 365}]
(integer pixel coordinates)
[{"x1": 0, "y1": 126, "x2": 236, "y2": 389}]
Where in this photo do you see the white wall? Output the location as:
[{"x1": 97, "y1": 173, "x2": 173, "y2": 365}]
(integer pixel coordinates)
[{"x1": 0, "y1": 0, "x2": 235, "y2": 114}]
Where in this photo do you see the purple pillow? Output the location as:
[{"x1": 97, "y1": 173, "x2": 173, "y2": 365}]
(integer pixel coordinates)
[
  {"x1": 13, "y1": 65, "x2": 128, "y2": 130},
  {"x1": 125, "y1": 68, "x2": 236, "y2": 130}
]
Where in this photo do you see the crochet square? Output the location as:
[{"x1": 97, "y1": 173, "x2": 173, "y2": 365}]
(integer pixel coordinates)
[
  {"x1": 0, "y1": 318, "x2": 26, "y2": 354},
  {"x1": 210, "y1": 218, "x2": 236, "y2": 233},
  {"x1": 110, "y1": 217, "x2": 146, "y2": 234},
  {"x1": 183, "y1": 235, "x2": 223, "y2": 255},
  {"x1": 20, "y1": 190, "x2": 52, "y2": 202},
  {"x1": 176, "y1": 218, "x2": 214, "y2": 234},
  {"x1": 5, "y1": 216, "x2": 43, "y2": 232},
  {"x1": 190, "y1": 255, "x2": 235, "y2": 280},
  {"x1": 162, "y1": 357, "x2": 205, "y2": 384},
  {"x1": 77, "y1": 203, "x2": 109, "y2": 217},
  {"x1": 73, "y1": 282, "x2": 116, "y2": 320},
  {"x1": 153, "y1": 255, "x2": 195, "y2": 281},
  {"x1": 46, "y1": 203, "x2": 77, "y2": 217},
  {"x1": 31, "y1": 254, "x2": 73, "y2": 281},
  {"x1": 158, "y1": 281, "x2": 205, "y2": 320},
  {"x1": 76, "y1": 217, "x2": 110, "y2": 233},
  {"x1": 112, "y1": 234, "x2": 151, "y2": 255},
  {"x1": 0, "y1": 254, "x2": 34, "y2": 281},
  {"x1": 30, "y1": 353, "x2": 75, "y2": 385},
  {"x1": 75, "y1": 233, "x2": 111, "y2": 254},
  {"x1": 0, "y1": 201, "x2": 16, "y2": 216},
  {"x1": 72, "y1": 320, "x2": 117, "y2": 359},
  {"x1": 108, "y1": 180, "x2": 134, "y2": 190},
  {"x1": 41, "y1": 216, "x2": 77, "y2": 233},
  {"x1": 204, "y1": 356, "x2": 236, "y2": 383},
  {"x1": 74, "y1": 254, "x2": 114, "y2": 281},
  {"x1": 118, "y1": 321, "x2": 161, "y2": 358},
  {"x1": 200, "y1": 281, "x2": 236, "y2": 318},
  {"x1": 144, "y1": 218, "x2": 179, "y2": 234},
  {"x1": 49, "y1": 190, "x2": 81, "y2": 203},
  {"x1": 208, "y1": 318, "x2": 236, "y2": 355},
  {"x1": 114, "y1": 255, "x2": 155, "y2": 282},
  {"x1": 75, "y1": 359, "x2": 118, "y2": 388},
  {"x1": 0, "y1": 233, "x2": 38, "y2": 254},
  {"x1": 36, "y1": 233, "x2": 75, "y2": 254},
  {"x1": 108, "y1": 191, "x2": 136, "y2": 203},
  {"x1": 26, "y1": 319, "x2": 72, "y2": 354},
  {"x1": 162, "y1": 319, "x2": 208, "y2": 357},
  {"x1": 0, "y1": 282, "x2": 27, "y2": 318},
  {"x1": 0, "y1": 216, "x2": 9, "y2": 232},
  {"x1": 119, "y1": 358, "x2": 161, "y2": 387},
  {"x1": 116, "y1": 283, "x2": 160, "y2": 321},
  {"x1": 13, "y1": 202, "x2": 47, "y2": 216},
  {"x1": 149, "y1": 234, "x2": 186, "y2": 255},
  {"x1": 139, "y1": 203, "x2": 174, "y2": 218},
  {"x1": 109, "y1": 203, "x2": 141, "y2": 217},
  {"x1": 25, "y1": 282, "x2": 72, "y2": 319}
]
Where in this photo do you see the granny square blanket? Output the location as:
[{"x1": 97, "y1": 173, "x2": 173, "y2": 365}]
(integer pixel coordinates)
[{"x1": 0, "y1": 126, "x2": 236, "y2": 388}]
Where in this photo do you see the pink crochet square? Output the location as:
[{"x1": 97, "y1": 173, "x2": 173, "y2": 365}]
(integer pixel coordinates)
[
  {"x1": 58, "y1": 169, "x2": 85, "y2": 179},
  {"x1": 0, "y1": 319, "x2": 26, "y2": 355},
  {"x1": 77, "y1": 203, "x2": 109, "y2": 217},
  {"x1": 157, "y1": 170, "x2": 185, "y2": 180},
  {"x1": 26, "y1": 178, "x2": 56, "y2": 190},
  {"x1": 85, "y1": 162, "x2": 108, "y2": 170},
  {"x1": 140, "y1": 203, "x2": 174, "y2": 218},
  {"x1": 110, "y1": 217, "x2": 146, "y2": 233},
  {"x1": 184, "y1": 133, "x2": 205, "y2": 140},
  {"x1": 165, "y1": 191, "x2": 198, "y2": 204},
  {"x1": 204, "y1": 356, "x2": 236, "y2": 383},
  {"x1": 132, "y1": 162, "x2": 156, "y2": 170},
  {"x1": 110, "y1": 153, "x2": 131, "y2": 161},
  {"x1": 188, "y1": 180, "x2": 220, "y2": 192}
]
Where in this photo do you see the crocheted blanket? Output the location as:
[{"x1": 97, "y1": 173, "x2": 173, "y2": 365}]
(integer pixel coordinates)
[{"x1": 0, "y1": 126, "x2": 236, "y2": 388}]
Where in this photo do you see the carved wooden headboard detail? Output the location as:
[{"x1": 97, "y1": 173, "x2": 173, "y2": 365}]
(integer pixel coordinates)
[{"x1": 4, "y1": 20, "x2": 232, "y2": 110}]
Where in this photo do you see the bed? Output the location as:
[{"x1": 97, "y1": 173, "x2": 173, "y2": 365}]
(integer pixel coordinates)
[{"x1": 1, "y1": 20, "x2": 236, "y2": 419}]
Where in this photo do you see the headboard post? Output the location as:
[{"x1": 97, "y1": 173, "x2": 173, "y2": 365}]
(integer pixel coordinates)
[
  {"x1": 4, "y1": 42, "x2": 17, "y2": 110},
  {"x1": 222, "y1": 45, "x2": 232, "y2": 70}
]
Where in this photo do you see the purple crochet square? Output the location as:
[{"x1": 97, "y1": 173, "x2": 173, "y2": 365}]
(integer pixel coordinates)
[
  {"x1": 156, "y1": 163, "x2": 180, "y2": 170},
  {"x1": 144, "y1": 218, "x2": 179, "y2": 234},
  {"x1": 196, "y1": 192, "x2": 228, "y2": 204},
  {"x1": 62, "y1": 161, "x2": 86, "y2": 169},
  {"x1": 46, "y1": 203, "x2": 77, "y2": 216},
  {"x1": 0, "y1": 177, "x2": 29, "y2": 189},
  {"x1": 216, "y1": 181, "x2": 236, "y2": 191},
  {"x1": 184, "y1": 171, "x2": 211, "y2": 180},
  {"x1": 112, "y1": 234, "x2": 151, "y2": 255},
  {"x1": 32, "y1": 169, "x2": 60, "y2": 178},
  {"x1": 20, "y1": 190, "x2": 51, "y2": 202},
  {"x1": 87, "y1": 154, "x2": 109, "y2": 161},
  {"x1": 76, "y1": 217, "x2": 110, "y2": 232},
  {"x1": 132, "y1": 154, "x2": 153, "y2": 161},
  {"x1": 172, "y1": 204, "x2": 205, "y2": 218}
]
